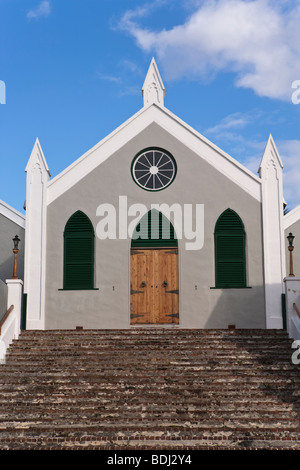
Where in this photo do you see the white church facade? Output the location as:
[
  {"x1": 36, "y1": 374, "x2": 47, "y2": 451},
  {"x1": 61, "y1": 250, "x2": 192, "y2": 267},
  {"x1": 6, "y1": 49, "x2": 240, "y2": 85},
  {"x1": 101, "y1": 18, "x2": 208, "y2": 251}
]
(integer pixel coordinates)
[{"x1": 23, "y1": 59, "x2": 289, "y2": 331}]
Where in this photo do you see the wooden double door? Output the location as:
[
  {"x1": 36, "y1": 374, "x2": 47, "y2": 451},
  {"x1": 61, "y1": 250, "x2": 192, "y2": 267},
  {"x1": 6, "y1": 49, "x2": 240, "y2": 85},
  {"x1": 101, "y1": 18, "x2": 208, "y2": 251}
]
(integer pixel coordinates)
[{"x1": 130, "y1": 248, "x2": 179, "y2": 324}]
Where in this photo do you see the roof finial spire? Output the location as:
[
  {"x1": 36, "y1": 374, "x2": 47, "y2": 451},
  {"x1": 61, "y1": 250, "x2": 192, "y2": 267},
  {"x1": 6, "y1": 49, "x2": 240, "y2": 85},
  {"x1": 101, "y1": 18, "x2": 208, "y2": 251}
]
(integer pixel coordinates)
[{"x1": 142, "y1": 58, "x2": 165, "y2": 107}]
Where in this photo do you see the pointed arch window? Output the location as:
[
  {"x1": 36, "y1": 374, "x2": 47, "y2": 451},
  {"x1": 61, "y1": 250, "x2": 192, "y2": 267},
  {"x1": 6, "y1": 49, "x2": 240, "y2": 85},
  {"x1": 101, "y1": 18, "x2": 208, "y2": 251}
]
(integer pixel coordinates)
[
  {"x1": 63, "y1": 211, "x2": 95, "y2": 290},
  {"x1": 131, "y1": 209, "x2": 177, "y2": 248},
  {"x1": 214, "y1": 209, "x2": 247, "y2": 288}
]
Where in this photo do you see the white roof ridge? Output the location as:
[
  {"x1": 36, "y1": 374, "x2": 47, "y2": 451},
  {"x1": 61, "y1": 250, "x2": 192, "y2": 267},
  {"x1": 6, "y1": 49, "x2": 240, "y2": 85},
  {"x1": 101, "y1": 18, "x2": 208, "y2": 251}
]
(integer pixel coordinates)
[{"x1": 0, "y1": 200, "x2": 25, "y2": 228}]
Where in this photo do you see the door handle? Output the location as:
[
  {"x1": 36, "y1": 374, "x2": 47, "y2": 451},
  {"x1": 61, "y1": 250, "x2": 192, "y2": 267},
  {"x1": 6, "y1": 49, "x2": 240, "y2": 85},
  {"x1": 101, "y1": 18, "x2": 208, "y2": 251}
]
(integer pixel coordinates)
[
  {"x1": 140, "y1": 281, "x2": 146, "y2": 288},
  {"x1": 162, "y1": 281, "x2": 168, "y2": 288}
]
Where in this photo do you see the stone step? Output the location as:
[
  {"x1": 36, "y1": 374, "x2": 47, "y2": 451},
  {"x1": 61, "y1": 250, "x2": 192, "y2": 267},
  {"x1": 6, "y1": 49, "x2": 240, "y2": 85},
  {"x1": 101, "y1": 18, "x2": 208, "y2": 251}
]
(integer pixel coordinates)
[
  {"x1": 8, "y1": 336, "x2": 292, "y2": 344},
  {"x1": 7, "y1": 346, "x2": 292, "y2": 354},
  {"x1": 0, "y1": 403, "x2": 296, "y2": 414},
  {"x1": 6, "y1": 350, "x2": 292, "y2": 360},
  {"x1": 0, "y1": 438, "x2": 298, "y2": 451},
  {"x1": 15, "y1": 338, "x2": 286, "y2": 346},
  {"x1": 5, "y1": 351, "x2": 294, "y2": 360},
  {"x1": 1, "y1": 328, "x2": 300, "y2": 450},
  {"x1": 0, "y1": 363, "x2": 298, "y2": 375},
  {"x1": 0, "y1": 380, "x2": 298, "y2": 393},
  {"x1": 0, "y1": 370, "x2": 298, "y2": 381},
  {"x1": 5, "y1": 356, "x2": 293, "y2": 366},
  {"x1": 0, "y1": 408, "x2": 299, "y2": 422},
  {"x1": 1, "y1": 387, "x2": 299, "y2": 399},
  {"x1": 1, "y1": 357, "x2": 297, "y2": 366},
  {"x1": 0, "y1": 419, "x2": 300, "y2": 433},
  {"x1": 10, "y1": 331, "x2": 291, "y2": 340},
  {"x1": 1, "y1": 395, "x2": 299, "y2": 407},
  {"x1": 0, "y1": 377, "x2": 299, "y2": 389},
  {"x1": 17, "y1": 328, "x2": 290, "y2": 334},
  {"x1": 0, "y1": 439, "x2": 298, "y2": 451}
]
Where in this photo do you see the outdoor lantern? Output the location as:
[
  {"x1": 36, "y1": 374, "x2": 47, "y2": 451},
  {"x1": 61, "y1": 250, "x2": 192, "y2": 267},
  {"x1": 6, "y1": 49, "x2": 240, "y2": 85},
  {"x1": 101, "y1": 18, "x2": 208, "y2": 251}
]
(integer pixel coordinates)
[
  {"x1": 12, "y1": 235, "x2": 20, "y2": 279},
  {"x1": 287, "y1": 232, "x2": 295, "y2": 248},
  {"x1": 13, "y1": 235, "x2": 20, "y2": 251},
  {"x1": 287, "y1": 232, "x2": 295, "y2": 277}
]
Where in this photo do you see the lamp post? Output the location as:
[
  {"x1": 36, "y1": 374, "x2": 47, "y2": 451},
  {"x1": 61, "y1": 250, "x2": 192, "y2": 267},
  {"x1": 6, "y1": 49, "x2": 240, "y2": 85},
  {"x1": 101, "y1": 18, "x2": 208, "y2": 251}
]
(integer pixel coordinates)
[
  {"x1": 12, "y1": 235, "x2": 20, "y2": 279},
  {"x1": 287, "y1": 232, "x2": 295, "y2": 277}
]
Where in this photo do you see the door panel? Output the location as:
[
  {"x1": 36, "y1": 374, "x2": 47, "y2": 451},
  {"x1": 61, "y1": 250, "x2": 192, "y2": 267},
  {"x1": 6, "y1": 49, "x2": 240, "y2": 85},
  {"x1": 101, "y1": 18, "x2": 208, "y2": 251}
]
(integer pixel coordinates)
[
  {"x1": 130, "y1": 249, "x2": 179, "y2": 325},
  {"x1": 130, "y1": 250, "x2": 153, "y2": 324},
  {"x1": 157, "y1": 250, "x2": 179, "y2": 324}
]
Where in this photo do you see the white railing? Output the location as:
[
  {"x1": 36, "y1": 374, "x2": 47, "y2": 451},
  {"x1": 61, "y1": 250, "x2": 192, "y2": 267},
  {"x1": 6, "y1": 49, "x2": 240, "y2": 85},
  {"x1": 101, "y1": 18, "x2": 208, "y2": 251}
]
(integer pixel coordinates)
[
  {"x1": 293, "y1": 303, "x2": 300, "y2": 319},
  {"x1": 284, "y1": 277, "x2": 300, "y2": 341},
  {"x1": 0, "y1": 279, "x2": 8, "y2": 322},
  {"x1": 0, "y1": 279, "x2": 23, "y2": 363}
]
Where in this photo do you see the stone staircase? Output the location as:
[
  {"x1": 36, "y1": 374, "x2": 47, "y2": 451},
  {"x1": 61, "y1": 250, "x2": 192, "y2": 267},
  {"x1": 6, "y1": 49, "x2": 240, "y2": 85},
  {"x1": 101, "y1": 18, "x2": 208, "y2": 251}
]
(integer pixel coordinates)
[{"x1": 0, "y1": 328, "x2": 300, "y2": 450}]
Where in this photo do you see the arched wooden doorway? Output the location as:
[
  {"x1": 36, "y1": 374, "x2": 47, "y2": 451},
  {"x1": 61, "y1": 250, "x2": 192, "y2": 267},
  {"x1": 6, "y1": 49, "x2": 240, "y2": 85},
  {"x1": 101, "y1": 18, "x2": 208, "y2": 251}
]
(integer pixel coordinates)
[{"x1": 130, "y1": 210, "x2": 179, "y2": 325}]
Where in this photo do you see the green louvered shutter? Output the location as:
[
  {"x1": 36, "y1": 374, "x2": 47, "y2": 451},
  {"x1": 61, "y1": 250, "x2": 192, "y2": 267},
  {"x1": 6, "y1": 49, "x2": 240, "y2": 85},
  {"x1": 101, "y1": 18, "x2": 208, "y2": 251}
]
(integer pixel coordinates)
[
  {"x1": 63, "y1": 211, "x2": 94, "y2": 290},
  {"x1": 215, "y1": 209, "x2": 246, "y2": 288},
  {"x1": 131, "y1": 209, "x2": 177, "y2": 248}
]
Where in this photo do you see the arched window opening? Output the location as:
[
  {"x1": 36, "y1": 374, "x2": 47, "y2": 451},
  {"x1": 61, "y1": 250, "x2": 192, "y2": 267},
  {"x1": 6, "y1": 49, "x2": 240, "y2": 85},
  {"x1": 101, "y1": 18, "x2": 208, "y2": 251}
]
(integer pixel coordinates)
[
  {"x1": 214, "y1": 209, "x2": 246, "y2": 288},
  {"x1": 131, "y1": 209, "x2": 177, "y2": 248},
  {"x1": 63, "y1": 211, "x2": 95, "y2": 290}
]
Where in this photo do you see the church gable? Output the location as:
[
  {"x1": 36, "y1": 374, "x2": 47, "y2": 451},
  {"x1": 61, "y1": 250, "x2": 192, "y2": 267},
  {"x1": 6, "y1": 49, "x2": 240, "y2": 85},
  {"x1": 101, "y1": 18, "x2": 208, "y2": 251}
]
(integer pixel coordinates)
[
  {"x1": 23, "y1": 58, "x2": 286, "y2": 331},
  {"x1": 45, "y1": 121, "x2": 261, "y2": 228},
  {"x1": 46, "y1": 59, "x2": 262, "y2": 207}
]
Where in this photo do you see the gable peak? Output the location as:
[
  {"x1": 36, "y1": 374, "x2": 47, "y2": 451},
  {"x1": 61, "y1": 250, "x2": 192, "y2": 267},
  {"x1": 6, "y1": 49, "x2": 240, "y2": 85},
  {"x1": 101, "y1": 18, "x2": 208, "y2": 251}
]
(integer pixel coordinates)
[
  {"x1": 258, "y1": 134, "x2": 283, "y2": 177},
  {"x1": 25, "y1": 138, "x2": 51, "y2": 178},
  {"x1": 142, "y1": 58, "x2": 165, "y2": 107}
]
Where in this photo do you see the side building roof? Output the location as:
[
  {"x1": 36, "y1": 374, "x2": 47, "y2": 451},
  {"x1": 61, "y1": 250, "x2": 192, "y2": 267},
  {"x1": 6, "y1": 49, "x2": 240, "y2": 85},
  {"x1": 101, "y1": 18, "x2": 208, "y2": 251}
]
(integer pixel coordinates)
[{"x1": 0, "y1": 200, "x2": 25, "y2": 229}]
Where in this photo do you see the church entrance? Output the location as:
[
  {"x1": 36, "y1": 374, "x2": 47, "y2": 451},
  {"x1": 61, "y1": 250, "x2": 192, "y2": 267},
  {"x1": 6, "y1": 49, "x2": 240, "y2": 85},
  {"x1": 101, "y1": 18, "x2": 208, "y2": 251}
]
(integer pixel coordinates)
[
  {"x1": 130, "y1": 248, "x2": 179, "y2": 324},
  {"x1": 130, "y1": 210, "x2": 179, "y2": 325}
]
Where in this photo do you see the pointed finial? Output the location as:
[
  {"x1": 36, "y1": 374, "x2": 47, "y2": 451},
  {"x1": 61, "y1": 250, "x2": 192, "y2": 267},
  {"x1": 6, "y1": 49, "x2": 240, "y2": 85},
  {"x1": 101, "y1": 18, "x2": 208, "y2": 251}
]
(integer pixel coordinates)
[
  {"x1": 142, "y1": 58, "x2": 165, "y2": 107},
  {"x1": 258, "y1": 134, "x2": 283, "y2": 177},
  {"x1": 25, "y1": 137, "x2": 51, "y2": 178}
]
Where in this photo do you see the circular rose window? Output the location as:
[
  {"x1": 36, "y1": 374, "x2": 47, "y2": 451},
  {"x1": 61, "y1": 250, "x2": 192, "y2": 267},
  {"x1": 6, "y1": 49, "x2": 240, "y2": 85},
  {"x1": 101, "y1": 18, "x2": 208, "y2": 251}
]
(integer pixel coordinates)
[{"x1": 131, "y1": 148, "x2": 177, "y2": 191}]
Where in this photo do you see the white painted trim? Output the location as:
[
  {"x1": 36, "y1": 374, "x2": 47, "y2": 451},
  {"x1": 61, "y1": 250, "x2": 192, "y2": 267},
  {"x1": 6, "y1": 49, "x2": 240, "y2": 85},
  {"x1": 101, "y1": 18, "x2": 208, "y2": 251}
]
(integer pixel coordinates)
[
  {"x1": 25, "y1": 138, "x2": 51, "y2": 177},
  {"x1": 258, "y1": 134, "x2": 283, "y2": 173},
  {"x1": 157, "y1": 105, "x2": 262, "y2": 199},
  {"x1": 0, "y1": 279, "x2": 23, "y2": 363},
  {"x1": 142, "y1": 58, "x2": 165, "y2": 107},
  {"x1": 47, "y1": 104, "x2": 262, "y2": 205},
  {"x1": 283, "y1": 205, "x2": 300, "y2": 230},
  {"x1": 260, "y1": 135, "x2": 285, "y2": 329},
  {"x1": 0, "y1": 200, "x2": 25, "y2": 229},
  {"x1": 24, "y1": 139, "x2": 50, "y2": 330}
]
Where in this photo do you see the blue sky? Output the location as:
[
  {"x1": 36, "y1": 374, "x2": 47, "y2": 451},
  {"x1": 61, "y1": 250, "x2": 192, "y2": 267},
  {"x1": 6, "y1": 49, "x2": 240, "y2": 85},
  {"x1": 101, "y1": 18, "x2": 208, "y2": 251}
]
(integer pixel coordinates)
[{"x1": 0, "y1": 0, "x2": 299, "y2": 214}]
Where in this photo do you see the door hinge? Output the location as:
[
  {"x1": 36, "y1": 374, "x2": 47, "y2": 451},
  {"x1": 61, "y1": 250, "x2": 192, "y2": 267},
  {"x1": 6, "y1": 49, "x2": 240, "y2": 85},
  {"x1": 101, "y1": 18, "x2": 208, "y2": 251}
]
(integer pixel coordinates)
[
  {"x1": 131, "y1": 250, "x2": 144, "y2": 255},
  {"x1": 165, "y1": 289, "x2": 179, "y2": 294},
  {"x1": 131, "y1": 289, "x2": 144, "y2": 294},
  {"x1": 130, "y1": 314, "x2": 145, "y2": 319},
  {"x1": 164, "y1": 250, "x2": 178, "y2": 254},
  {"x1": 165, "y1": 313, "x2": 179, "y2": 318}
]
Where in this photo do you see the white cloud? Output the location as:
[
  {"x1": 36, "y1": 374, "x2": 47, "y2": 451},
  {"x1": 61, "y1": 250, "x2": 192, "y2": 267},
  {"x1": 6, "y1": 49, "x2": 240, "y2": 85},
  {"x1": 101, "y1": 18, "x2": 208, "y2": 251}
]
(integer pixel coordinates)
[
  {"x1": 121, "y1": 59, "x2": 143, "y2": 76},
  {"x1": 27, "y1": 1, "x2": 51, "y2": 20},
  {"x1": 202, "y1": 110, "x2": 300, "y2": 208},
  {"x1": 204, "y1": 112, "x2": 253, "y2": 136},
  {"x1": 202, "y1": 110, "x2": 271, "y2": 163},
  {"x1": 119, "y1": 0, "x2": 300, "y2": 101},
  {"x1": 97, "y1": 72, "x2": 121, "y2": 83}
]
